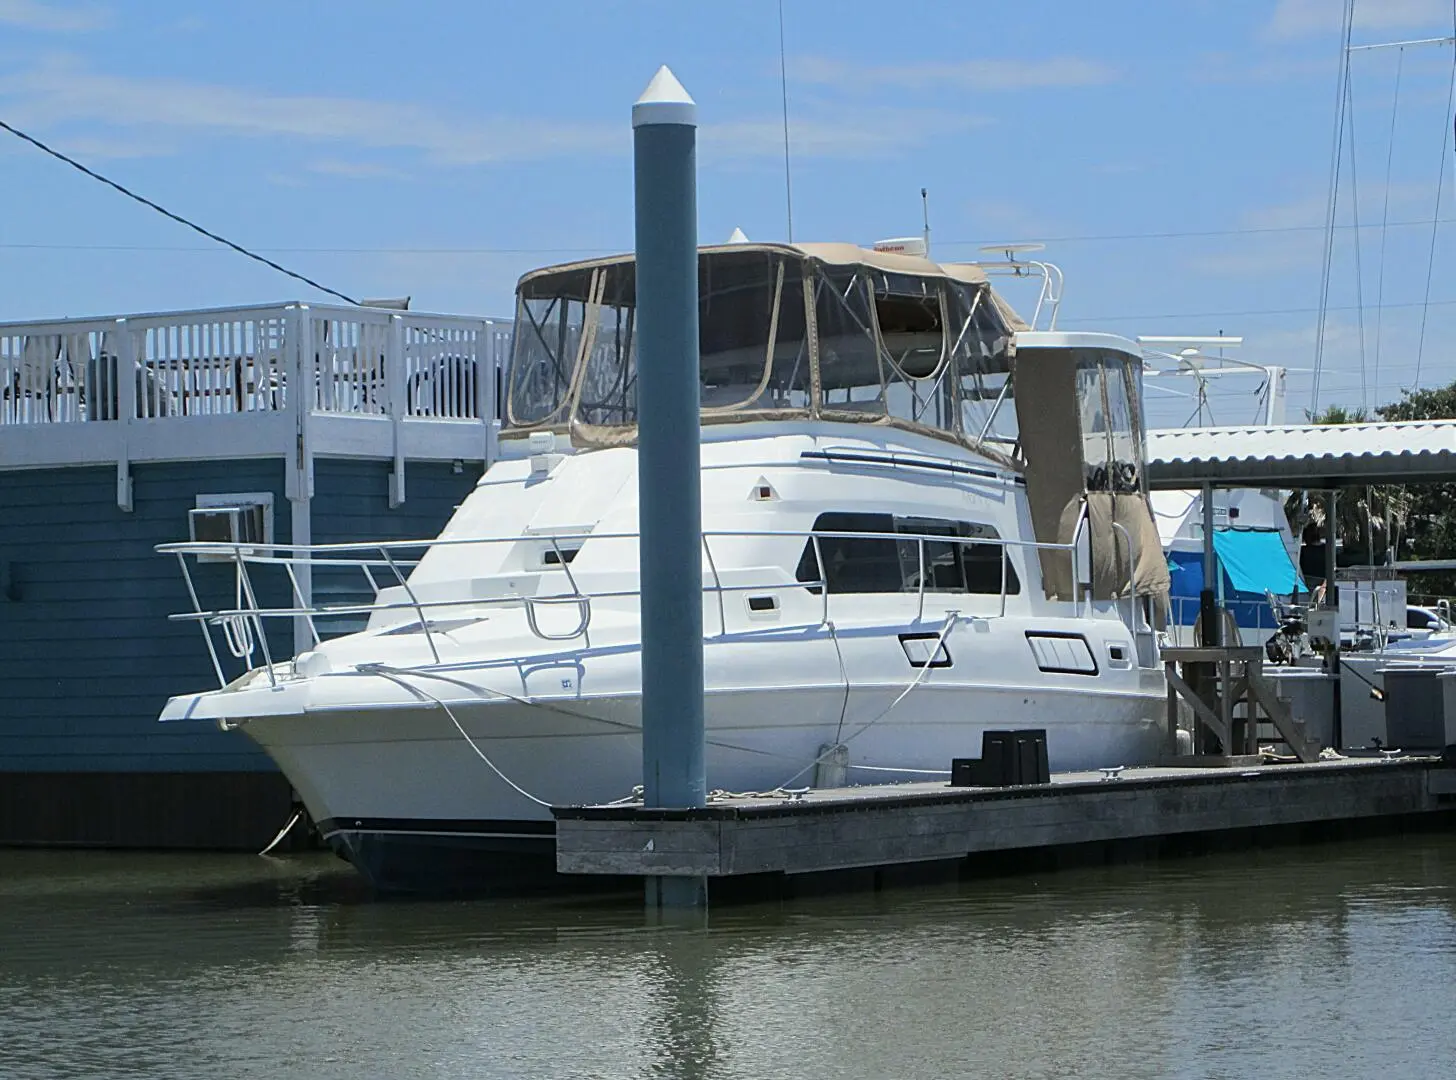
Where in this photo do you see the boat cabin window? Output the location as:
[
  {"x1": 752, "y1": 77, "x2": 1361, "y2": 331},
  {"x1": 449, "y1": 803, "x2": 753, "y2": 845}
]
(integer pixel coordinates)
[
  {"x1": 946, "y1": 281, "x2": 1018, "y2": 451},
  {"x1": 508, "y1": 273, "x2": 594, "y2": 428},
  {"x1": 794, "y1": 512, "x2": 1019, "y2": 595},
  {"x1": 813, "y1": 268, "x2": 1011, "y2": 441},
  {"x1": 699, "y1": 254, "x2": 809, "y2": 412},
  {"x1": 503, "y1": 245, "x2": 1016, "y2": 458},
  {"x1": 507, "y1": 250, "x2": 813, "y2": 432}
]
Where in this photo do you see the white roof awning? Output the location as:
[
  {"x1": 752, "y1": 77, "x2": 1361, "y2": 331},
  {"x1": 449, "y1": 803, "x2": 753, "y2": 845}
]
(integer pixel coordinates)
[{"x1": 1146, "y1": 420, "x2": 1456, "y2": 489}]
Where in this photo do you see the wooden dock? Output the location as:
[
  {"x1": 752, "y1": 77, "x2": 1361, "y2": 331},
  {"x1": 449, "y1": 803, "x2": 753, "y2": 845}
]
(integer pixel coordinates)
[{"x1": 554, "y1": 757, "x2": 1456, "y2": 880}]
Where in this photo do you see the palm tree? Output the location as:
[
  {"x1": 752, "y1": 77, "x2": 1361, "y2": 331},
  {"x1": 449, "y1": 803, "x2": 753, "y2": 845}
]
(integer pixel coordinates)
[{"x1": 1283, "y1": 406, "x2": 1410, "y2": 570}]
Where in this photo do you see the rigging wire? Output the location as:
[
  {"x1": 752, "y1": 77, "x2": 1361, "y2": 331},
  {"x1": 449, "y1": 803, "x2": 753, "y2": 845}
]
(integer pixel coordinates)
[
  {"x1": 1414, "y1": 2, "x2": 1456, "y2": 390},
  {"x1": 777, "y1": 0, "x2": 795, "y2": 244},
  {"x1": 1372, "y1": 46, "x2": 1404, "y2": 405},
  {"x1": 0, "y1": 117, "x2": 360, "y2": 306},
  {"x1": 1066, "y1": 294, "x2": 1456, "y2": 325},
  {"x1": 1312, "y1": 0, "x2": 1357, "y2": 414},
  {"x1": 1344, "y1": 59, "x2": 1370, "y2": 412}
]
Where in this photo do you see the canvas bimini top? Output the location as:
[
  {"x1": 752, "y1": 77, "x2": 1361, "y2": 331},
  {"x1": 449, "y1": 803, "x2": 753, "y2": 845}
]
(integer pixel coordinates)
[{"x1": 502, "y1": 241, "x2": 1031, "y2": 462}]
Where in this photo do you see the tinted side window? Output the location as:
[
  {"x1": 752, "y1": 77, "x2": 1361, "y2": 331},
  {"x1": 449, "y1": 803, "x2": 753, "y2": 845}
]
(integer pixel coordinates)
[
  {"x1": 795, "y1": 513, "x2": 1019, "y2": 595},
  {"x1": 795, "y1": 512, "x2": 900, "y2": 593}
]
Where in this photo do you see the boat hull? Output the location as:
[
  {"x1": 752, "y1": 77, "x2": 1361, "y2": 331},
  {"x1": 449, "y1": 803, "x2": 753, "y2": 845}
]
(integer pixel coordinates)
[{"x1": 243, "y1": 681, "x2": 1165, "y2": 892}]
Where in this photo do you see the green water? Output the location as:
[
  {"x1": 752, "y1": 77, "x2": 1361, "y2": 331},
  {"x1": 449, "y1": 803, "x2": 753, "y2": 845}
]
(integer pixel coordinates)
[{"x1": 3, "y1": 835, "x2": 1455, "y2": 1079}]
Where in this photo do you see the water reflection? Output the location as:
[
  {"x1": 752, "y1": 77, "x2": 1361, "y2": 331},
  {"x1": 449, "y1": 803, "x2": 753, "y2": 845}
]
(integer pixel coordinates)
[{"x1": 2, "y1": 837, "x2": 1455, "y2": 1079}]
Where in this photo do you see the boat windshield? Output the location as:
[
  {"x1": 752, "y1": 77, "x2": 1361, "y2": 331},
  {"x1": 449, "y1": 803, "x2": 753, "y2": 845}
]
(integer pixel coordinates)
[{"x1": 504, "y1": 244, "x2": 1017, "y2": 458}]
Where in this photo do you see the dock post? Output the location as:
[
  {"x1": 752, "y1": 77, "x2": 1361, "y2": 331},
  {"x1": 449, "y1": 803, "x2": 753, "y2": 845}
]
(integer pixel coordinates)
[
  {"x1": 633, "y1": 66, "x2": 707, "y2": 909},
  {"x1": 1200, "y1": 482, "x2": 1220, "y2": 647},
  {"x1": 1323, "y1": 489, "x2": 1343, "y2": 746}
]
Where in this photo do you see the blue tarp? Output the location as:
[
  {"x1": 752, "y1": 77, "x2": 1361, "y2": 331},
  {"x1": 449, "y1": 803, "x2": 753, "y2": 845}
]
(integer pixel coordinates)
[
  {"x1": 1211, "y1": 529, "x2": 1304, "y2": 595},
  {"x1": 1165, "y1": 531, "x2": 1304, "y2": 633}
]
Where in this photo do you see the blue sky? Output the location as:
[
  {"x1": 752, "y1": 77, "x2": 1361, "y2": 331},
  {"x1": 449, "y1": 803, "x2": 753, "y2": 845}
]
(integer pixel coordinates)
[{"x1": 1, "y1": 0, "x2": 1454, "y2": 427}]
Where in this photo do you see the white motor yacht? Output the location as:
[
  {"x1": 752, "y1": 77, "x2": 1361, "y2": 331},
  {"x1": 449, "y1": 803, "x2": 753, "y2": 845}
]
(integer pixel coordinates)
[{"x1": 160, "y1": 242, "x2": 1172, "y2": 891}]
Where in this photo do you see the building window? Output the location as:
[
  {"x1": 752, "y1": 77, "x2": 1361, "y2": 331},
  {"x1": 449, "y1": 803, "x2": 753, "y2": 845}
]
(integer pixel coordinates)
[{"x1": 794, "y1": 512, "x2": 1018, "y2": 596}]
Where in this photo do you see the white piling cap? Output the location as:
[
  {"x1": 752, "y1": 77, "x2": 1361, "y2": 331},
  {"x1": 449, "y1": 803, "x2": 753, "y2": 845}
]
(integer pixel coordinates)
[
  {"x1": 633, "y1": 65, "x2": 697, "y2": 128},
  {"x1": 727, "y1": 227, "x2": 750, "y2": 243}
]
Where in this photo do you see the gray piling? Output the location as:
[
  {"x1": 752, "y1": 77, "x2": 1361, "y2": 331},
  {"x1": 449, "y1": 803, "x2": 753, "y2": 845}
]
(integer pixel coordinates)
[{"x1": 632, "y1": 65, "x2": 707, "y2": 909}]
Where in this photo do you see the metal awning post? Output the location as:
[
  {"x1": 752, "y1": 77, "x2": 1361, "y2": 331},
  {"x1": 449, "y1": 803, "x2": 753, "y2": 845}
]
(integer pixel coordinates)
[
  {"x1": 1323, "y1": 490, "x2": 1339, "y2": 608},
  {"x1": 1322, "y1": 488, "x2": 1343, "y2": 746}
]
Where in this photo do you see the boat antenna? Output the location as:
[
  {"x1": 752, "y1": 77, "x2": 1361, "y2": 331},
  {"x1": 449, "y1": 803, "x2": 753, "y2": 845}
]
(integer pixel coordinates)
[
  {"x1": 777, "y1": 0, "x2": 795, "y2": 243},
  {"x1": 921, "y1": 187, "x2": 931, "y2": 257}
]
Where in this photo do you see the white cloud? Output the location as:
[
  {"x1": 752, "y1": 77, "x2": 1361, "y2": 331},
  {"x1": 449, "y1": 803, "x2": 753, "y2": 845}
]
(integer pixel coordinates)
[
  {"x1": 1265, "y1": 0, "x2": 1455, "y2": 40},
  {"x1": 45, "y1": 132, "x2": 170, "y2": 159},
  {"x1": 0, "y1": 0, "x2": 108, "y2": 32},
  {"x1": 306, "y1": 159, "x2": 410, "y2": 181},
  {"x1": 0, "y1": 55, "x2": 620, "y2": 165},
  {"x1": 1184, "y1": 234, "x2": 1325, "y2": 276},
  {"x1": 0, "y1": 54, "x2": 964, "y2": 168},
  {"x1": 703, "y1": 107, "x2": 988, "y2": 162},
  {"x1": 1241, "y1": 182, "x2": 1443, "y2": 230},
  {"x1": 1193, "y1": 50, "x2": 1339, "y2": 84},
  {"x1": 793, "y1": 54, "x2": 1119, "y2": 92},
  {"x1": 1183, "y1": 182, "x2": 1445, "y2": 278}
]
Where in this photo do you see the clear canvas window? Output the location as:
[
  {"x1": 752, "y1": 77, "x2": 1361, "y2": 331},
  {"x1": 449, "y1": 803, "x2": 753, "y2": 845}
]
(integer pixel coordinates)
[{"x1": 507, "y1": 283, "x2": 592, "y2": 428}]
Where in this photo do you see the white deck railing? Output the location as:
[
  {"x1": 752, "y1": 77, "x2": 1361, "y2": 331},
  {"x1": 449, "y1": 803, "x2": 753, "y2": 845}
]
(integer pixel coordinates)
[
  {"x1": 158, "y1": 524, "x2": 1108, "y2": 690},
  {"x1": 0, "y1": 303, "x2": 511, "y2": 426}
]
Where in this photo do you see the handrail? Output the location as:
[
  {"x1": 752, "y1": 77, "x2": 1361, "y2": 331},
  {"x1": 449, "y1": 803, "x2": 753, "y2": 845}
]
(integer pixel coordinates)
[
  {"x1": 163, "y1": 522, "x2": 1104, "y2": 689},
  {"x1": 523, "y1": 595, "x2": 592, "y2": 640}
]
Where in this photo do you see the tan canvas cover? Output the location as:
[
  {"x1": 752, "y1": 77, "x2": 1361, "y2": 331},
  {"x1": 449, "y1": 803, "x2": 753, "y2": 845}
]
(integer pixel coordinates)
[
  {"x1": 1016, "y1": 345, "x2": 1169, "y2": 607},
  {"x1": 1014, "y1": 348, "x2": 1083, "y2": 598},
  {"x1": 1118, "y1": 492, "x2": 1170, "y2": 602},
  {"x1": 515, "y1": 242, "x2": 1029, "y2": 329},
  {"x1": 1076, "y1": 492, "x2": 1170, "y2": 603}
]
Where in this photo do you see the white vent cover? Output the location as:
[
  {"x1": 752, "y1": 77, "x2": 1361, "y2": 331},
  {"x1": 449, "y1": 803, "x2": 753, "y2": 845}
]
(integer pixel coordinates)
[{"x1": 1026, "y1": 633, "x2": 1097, "y2": 675}]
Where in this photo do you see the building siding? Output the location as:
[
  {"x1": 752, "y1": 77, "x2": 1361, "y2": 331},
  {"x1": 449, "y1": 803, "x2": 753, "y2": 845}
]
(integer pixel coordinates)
[
  {"x1": 0, "y1": 460, "x2": 290, "y2": 773},
  {"x1": 0, "y1": 458, "x2": 480, "y2": 775},
  {"x1": 309, "y1": 457, "x2": 481, "y2": 636}
]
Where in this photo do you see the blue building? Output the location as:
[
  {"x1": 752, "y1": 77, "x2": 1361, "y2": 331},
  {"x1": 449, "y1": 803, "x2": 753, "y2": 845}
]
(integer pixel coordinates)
[{"x1": 0, "y1": 302, "x2": 508, "y2": 848}]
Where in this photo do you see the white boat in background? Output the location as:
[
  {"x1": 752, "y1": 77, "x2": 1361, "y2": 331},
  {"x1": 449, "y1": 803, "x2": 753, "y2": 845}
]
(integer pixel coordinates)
[
  {"x1": 1153, "y1": 487, "x2": 1305, "y2": 648},
  {"x1": 160, "y1": 241, "x2": 1171, "y2": 891}
]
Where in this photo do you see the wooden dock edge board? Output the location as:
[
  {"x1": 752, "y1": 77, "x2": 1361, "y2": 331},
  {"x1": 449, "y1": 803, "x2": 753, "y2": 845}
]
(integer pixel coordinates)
[{"x1": 553, "y1": 760, "x2": 1456, "y2": 877}]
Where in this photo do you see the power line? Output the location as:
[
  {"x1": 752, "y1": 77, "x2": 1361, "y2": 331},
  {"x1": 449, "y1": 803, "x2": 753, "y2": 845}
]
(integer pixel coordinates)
[
  {"x1": 1064, "y1": 295, "x2": 1456, "y2": 325},
  {"x1": 2, "y1": 218, "x2": 1455, "y2": 257},
  {"x1": 939, "y1": 216, "x2": 1456, "y2": 247},
  {"x1": 0, "y1": 117, "x2": 360, "y2": 305},
  {"x1": 0, "y1": 242, "x2": 613, "y2": 255}
]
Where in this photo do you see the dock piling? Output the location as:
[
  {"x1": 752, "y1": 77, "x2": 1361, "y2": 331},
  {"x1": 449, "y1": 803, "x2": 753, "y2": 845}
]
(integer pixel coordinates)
[{"x1": 632, "y1": 66, "x2": 707, "y2": 909}]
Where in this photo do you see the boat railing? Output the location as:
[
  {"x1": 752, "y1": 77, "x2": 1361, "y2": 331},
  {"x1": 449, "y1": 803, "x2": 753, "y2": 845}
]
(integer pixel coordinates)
[
  {"x1": 159, "y1": 522, "x2": 1095, "y2": 690},
  {"x1": 974, "y1": 251, "x2": 1064, "y2": 330}
]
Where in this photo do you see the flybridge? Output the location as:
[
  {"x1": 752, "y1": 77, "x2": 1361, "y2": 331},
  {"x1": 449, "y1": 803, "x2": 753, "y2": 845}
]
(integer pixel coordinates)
[{"x1": 0, "y1": 301, "x2": 511, "y2": 508}]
